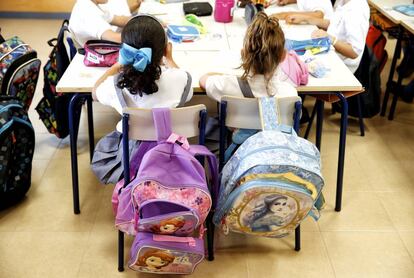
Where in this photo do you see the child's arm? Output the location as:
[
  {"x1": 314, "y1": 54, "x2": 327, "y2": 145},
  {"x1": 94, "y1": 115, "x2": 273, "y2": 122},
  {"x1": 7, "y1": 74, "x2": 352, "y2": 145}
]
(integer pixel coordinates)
[
  {"x1": 92, "y1": 63, "x2": 122, "y2": 101},
  {"x1": 199, "y1": 73, "x2": 223, "y2": 90},
  {"x1": 285, "y1": 14, "x2": 330, "y2": 30},
  {"x1": 128, "y1": 0, "x2": 142, "y2": 13},
  {"x1": 311, "y1": 29, "x2": 359, "y2": 59},
  {"x1": 100, "y1": 29, "x2": 122, "y2": 43},
  {"x1": 272, "y1": 11, "x2": 324, "y2": 20},
  {"x1": 276, "y1": 0, "x2": 297, "y2": 6},
  {"x1": 110, "y1": 15, "x2": 132, "y2": 27}
]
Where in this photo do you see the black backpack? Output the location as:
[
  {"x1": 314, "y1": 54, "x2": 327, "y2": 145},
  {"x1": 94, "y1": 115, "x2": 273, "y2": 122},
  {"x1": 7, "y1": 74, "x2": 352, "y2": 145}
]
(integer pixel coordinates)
[
  {"x1": 35, "y1": 20, "x2": 74, "y2": 138},
  {"x1": 0, "y1": 97, "x2": 35, "y2": 210},
  {"x1": 333, "y1": 46, "x2": 381, "y2": 118}
]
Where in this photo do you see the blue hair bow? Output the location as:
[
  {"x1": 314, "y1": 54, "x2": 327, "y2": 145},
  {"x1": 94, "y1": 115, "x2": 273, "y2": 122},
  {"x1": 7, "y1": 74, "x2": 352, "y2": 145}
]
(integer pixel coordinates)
[{"x1": 119, "y1": 43, "x2": 152, "y2": 72}]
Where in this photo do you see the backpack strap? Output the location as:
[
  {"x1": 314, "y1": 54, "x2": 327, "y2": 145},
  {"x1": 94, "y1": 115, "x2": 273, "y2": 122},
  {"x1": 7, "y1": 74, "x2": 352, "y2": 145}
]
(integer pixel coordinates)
[
  {"x1": 237, "y1": 77, "x2": 255, "y2": 98},
  {"x1": 152, "y1": 108, "x2": 173, "y2": 142},
  {"x1": 258, "y1": 97, "x2": 293, "y2": 134},
  {"x1": 189, "y1": 145, "x2": 219, "y2": 207},
  {"x1": 177, "y1": 72, "x2": 192, "y2": 107},
  {"x1": 114, "y1": 75, "x2": 128, "y2": 109}
]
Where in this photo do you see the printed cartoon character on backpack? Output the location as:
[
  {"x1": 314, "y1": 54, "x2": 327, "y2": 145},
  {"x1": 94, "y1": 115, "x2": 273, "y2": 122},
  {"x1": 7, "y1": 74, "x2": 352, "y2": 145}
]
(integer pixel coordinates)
[
  {"x1": 136, "y1": 249, "x2": 175, "y2": 271},
  {"x1": 150, "y1": 217, "x2": 186, "y2": 235},
  {"x1": 243, "y1": 194, "x2": 297, "y2": 232}
]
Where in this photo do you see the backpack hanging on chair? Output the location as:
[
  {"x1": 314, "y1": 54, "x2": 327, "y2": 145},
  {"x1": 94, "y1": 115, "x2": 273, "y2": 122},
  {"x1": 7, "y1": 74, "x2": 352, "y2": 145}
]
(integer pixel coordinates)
[
  {"x1": 213, "y1": 97, "x2": 324, "y2": 238},
  {"x1": 35, "y1": 20, "x2": 74, "y2": 138}
]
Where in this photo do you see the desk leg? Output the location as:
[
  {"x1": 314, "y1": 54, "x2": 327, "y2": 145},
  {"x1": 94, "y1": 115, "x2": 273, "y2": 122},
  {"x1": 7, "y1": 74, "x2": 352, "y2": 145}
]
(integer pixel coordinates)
[
  {"x1": 86, "y1": 96, "x2": 95, "y2": 162},
  {"x1": 315, "y1": 100, "x2": 324, "y2": 151},
  {"x1": 381, "y1": 26, "x2": 403, "y2": 117},
  {"x1": 335, "y1": 93, "x2": 348, "y2": 212},
  {"x1": 388, "y1": 65, "x2": 404, "y2": 121},
  {"x1": 69, "y1": 94, "x2": 86, "y2": 215}
]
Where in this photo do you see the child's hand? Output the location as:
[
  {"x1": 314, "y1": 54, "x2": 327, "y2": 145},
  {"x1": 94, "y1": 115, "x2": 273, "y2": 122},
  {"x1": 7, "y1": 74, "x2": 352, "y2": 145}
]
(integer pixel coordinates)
[
  {"x1": 311, "y1": 29, "x2": 329, "y2": 39},
  {"x1": 285, "y1": 14, "x2": 308, "y2": 24},
  {"x1": 277, "y1": 0, "x2": 294, "y2": 6}
]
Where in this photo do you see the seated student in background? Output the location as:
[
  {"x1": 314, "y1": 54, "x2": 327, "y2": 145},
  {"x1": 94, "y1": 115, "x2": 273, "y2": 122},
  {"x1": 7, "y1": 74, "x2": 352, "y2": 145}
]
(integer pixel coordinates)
[
  {"x1": 69, "y1": 0, "x2": 142, "y2": 46},
  {"x1": 272, "y1": 0, "x2": 333, "y2": 20},
  {"x1": 91, "y1": 15, "x2": 192, "y2": 184},
  {"x1": 199, "y1": 12, "x2": 297, "y2": 102},
  {"x1": 284, "y1": 0, "x2": 369, "y2": 73}
]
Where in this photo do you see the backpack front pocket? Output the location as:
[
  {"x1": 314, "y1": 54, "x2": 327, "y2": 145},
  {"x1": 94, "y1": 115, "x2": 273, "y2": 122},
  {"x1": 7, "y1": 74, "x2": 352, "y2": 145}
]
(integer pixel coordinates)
[{"x1": 138, "y1": 200, "x2": 200, "y2": 236}]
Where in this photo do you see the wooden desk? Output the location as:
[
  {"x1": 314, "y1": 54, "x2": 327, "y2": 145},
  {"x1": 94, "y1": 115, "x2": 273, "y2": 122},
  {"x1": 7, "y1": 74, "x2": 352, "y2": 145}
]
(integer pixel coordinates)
[{"x1": 368, "y1": 0, "x2": 414, "y2": 120}]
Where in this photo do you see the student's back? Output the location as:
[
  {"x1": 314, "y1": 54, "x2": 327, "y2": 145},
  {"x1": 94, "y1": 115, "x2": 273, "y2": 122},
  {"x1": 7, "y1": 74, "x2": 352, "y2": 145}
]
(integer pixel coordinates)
[{"x1": 200, "y1": 12, "x2": 298, "y2": 102}]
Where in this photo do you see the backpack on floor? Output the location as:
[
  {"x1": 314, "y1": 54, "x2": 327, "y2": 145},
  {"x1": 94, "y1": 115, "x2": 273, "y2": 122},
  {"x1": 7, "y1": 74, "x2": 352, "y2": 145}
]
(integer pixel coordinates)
[
  {"x1": 114, "y1": 108, "x2": 218, "y2": 237},
  {"x1": 0, "y1": 36, "x2": 41, "y2": 110},
  {"x1": 0, "y1": 97, "x2": 35, "y2": 210},
  {"x1": 35, "y1": 20, "x2": 74, "y2": 138},
  {"x1": 213, "y1": 97, "x2": 324, "y2": 238}
]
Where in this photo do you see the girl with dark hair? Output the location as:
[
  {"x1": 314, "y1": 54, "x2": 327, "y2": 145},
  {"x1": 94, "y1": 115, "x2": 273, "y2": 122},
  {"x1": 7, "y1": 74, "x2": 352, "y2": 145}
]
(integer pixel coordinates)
[{"x1": 91, "y1": 15, "x2": 193, "y2": 184}]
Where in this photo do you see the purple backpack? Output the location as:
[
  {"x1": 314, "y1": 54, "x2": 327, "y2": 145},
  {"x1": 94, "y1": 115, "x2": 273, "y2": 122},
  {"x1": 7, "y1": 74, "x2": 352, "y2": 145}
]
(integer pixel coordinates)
[{"x1": 113, "y1": 107, "x2": 218, "y2": 233}]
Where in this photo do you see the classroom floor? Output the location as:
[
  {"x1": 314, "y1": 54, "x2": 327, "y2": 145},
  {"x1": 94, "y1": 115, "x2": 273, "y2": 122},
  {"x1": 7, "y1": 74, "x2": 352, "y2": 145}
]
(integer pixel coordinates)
[{"x1": 0, "y1": 18, "x2": 414, "y2": 278}]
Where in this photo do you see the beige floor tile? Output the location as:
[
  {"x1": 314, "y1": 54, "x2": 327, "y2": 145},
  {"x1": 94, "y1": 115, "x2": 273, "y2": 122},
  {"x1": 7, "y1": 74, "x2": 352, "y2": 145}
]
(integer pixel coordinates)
[
  {"x1": 399, "y1": 231, "x2": 414, "y2": 263},
  {"x1": 322, "y1": 231, "x2": 414, "y2": 278},
  {"x1": 245, "y1": 232, "x2": 335, "y2": 278},
  {"x1": 0, "y1": 194, "x2": 33, "y2": 232},
  {"x1": 13, "y1": 188, "x2": 101, "y2": 232},
  {"x1": 33, "y1": 133, "x2": 62, "y2": 160},
  {"x1": 31, "y1": 159, "x2": 50, "y2": 187},
  {"x1": 0, "y1": 231, "x2": 89, "y2": 278},
  {"x1": 318, "y1": 191, "x2": 394, "y2": 232},
  {"x1": 377, "y1": 191, "x2": 414, "y2": 231}
]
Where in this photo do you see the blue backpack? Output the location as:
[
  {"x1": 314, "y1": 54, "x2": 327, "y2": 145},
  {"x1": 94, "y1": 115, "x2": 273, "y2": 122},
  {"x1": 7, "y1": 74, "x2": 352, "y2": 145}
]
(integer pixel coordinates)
[
  {"x1": 0, "y1": 98, "x2": 35, "y2": 209},
  {"x1": 213, "y1": 97, "x2": 324, "y2": 238}
]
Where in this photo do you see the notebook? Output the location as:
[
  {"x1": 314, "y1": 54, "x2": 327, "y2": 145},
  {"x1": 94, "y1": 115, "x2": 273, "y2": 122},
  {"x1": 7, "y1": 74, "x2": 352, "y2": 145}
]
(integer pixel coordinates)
[{"x1": 393, "y1": 5, "x2": 414, "y2": 17}]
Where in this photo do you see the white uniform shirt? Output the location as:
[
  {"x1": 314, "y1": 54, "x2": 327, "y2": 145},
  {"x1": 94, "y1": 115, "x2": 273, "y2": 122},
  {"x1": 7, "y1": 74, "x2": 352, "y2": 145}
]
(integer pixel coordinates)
[
  {"x1": 69, "y1": 0, "x2": 131, "y2": 46},
  {"x1": 96, "y1": 67, "x2": 193, "y2": 131},
  {"x1": 205, "y1": 68, "x2": 298, "y2": 102},
  {"x1": 328, "y1": 0, "x2": 370, "y2": 73},
  {"x1": 297, "y1": 0, "x2": 333, "y2": 19}
]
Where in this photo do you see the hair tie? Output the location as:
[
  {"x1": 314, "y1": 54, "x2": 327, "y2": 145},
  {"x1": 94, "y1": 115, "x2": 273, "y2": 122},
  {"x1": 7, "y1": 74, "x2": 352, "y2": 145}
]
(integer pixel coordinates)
[{"x1": 119, "y1": 43, "x2": 152, "y2": 72}]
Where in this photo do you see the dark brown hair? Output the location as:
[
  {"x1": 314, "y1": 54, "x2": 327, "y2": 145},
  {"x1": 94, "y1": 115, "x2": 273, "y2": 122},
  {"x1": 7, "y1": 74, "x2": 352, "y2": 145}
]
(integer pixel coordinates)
[{"x1": 117, "y1": 16, "x2": 166, "y2": 96}]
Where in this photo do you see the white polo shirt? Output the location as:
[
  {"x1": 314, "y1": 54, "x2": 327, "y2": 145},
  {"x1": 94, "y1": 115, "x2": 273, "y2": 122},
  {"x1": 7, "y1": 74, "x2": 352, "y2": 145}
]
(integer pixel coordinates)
[
  {"x1": 205, "y1": 68, "x2": 298, "y2": 102},
  {"x1": 328, "y1": 0, "x2": 370, "y2": 73},
  {"x1": 69, "y1": 0, "x2": 131, "y2": 46},
  {"x1": 297, "y1": 0, "x2": 333, "y2": 19},
  {"x1": 95, "y1": 67, "x2": 193, "y2": 131}
]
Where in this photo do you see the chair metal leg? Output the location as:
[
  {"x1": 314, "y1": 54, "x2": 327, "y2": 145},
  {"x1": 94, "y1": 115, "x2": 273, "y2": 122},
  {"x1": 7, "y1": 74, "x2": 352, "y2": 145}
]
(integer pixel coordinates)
[
  {"x1": 335, "y1": 93, "x2": 348, "y2": 212},
  {"x1": 69, "y1": 94, "x2": 86, "y2": 215},
  {"x1": 86, "y1": 96, "x2": 95, "y2": 162},
  {"x1": 219, "y1": 102, "x2": 227, "y2": 171},
  {"x1": 388, "y1": 73, "x2": 404, "y2": 121},
  {"x1": 381, "y1": 26, "x2": 403, "y2": 117},
  {"x1": 295, "y1": 225, "x2": 301, "y2": 251},
  {"x1": 206, "y1": 212, "x2": 215, "y2": 261},
  {"x1": 304, "y1": 100, "x2": 317, "y2": 139},
  {"x1": 315, "y1": 100, "x2": 324, "y2": 151},
  {"x1": 356, "y1": 95, "x2": 365, "y2": 136},
  {"x1": 118, "y1": 231, "x2": 124, "y2": 272}
]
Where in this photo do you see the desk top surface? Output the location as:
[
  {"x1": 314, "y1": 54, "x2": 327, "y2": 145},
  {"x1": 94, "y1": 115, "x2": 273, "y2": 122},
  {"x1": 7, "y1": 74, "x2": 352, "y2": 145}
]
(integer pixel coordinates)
[
  {"x1": 56, "y1": 1, "x2": 362, "y2": 94},
  {"x1": 368, "y1": 0, "x2": 413, "y2": 24}
]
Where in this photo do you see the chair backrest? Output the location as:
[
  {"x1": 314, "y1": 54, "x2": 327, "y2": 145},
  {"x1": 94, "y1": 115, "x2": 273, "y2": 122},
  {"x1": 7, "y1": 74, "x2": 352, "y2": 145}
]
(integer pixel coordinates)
[
  {"x1": 221, "y1": 95, "x2": 302, "y2": 130},
  {"x1": 122, "y1": 104, "x2": 207, "y2": 141}
]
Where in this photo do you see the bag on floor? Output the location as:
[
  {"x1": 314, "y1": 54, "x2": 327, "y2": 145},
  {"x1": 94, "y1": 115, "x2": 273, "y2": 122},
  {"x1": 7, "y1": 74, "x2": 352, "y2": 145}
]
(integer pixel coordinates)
[
  {"x1": 366, "y1": 24, "x2": 388, "y2": 73},
  {"x1": 35, "y1": 20, "x2": 74, "y2": 138},
  {"x1": 128, "y1": 232, "x2": 204, "y2": 274},
  {"x1": 213, "y1": 97, "x2": 324, "y2": 238},
  {"x1": 0, "y1": 36, "x2": 41, "y2": 110},
  {"x1": 0, "y1": 97, "x2": 35, "y2": 210},
  {"x1": 113, "y1": 108, "x2": 218, "y2": 236}
]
